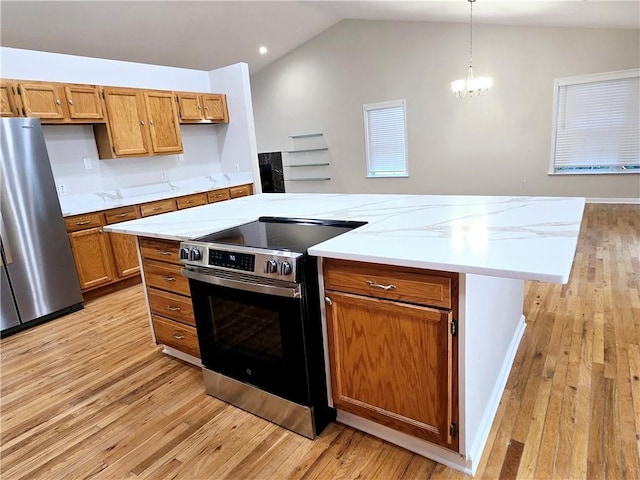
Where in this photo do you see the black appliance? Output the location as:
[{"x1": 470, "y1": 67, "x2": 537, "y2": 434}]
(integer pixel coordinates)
[{"x1": 179, "y1": 217, "x2": 365, "y2": 438}]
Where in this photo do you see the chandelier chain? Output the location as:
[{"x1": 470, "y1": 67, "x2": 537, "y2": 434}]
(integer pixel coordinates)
[{"x1": 469, "y1": 0, "x2": 473, "y2": 68}]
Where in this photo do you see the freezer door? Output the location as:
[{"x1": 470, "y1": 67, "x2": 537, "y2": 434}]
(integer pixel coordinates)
[
  {"x1": 0, "y1": 118, "x2": 83, "y2": 323},
  {"x1": 1, "y1": 261, "x2": 21, "y2": 330}
]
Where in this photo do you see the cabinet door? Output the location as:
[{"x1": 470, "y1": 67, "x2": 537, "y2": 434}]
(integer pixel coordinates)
[
  {"x1": 143, "y1": 91, "x2": 183, "y2": 154},
  {"x1": 0, "y1": 81, "x2": 20, "y2": 117},
  {"x1": 68, "y1": 227, "x2": 115, "y2": 290},
  {"x1": 18, "y1": 83, "x2": 65, "y2": 119},
  {"x1": 325, "y1": 290, "x2": 456, "y2": 449},
  {"x1": 64, "y1": 84, "x2": 104, "y2": 121},
  {"x1": 109, "y1": 233, "x2": 140, "y2": 278},
  {"x1": 102, "y1": 88, "x2": 150, "y2": 156},
  {"x1": 202, "y1": 94, "x2": 228, "y2": 122},
  {"x1": 176, "y1": 93, "x2": 203, "y2": 121}
]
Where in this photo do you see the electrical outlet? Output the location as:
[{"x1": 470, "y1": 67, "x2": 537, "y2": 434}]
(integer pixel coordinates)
[
  {"x1": 83, "y1": 157, "x2": 93, "y2": 170},
  {"x1": 160, "y1": 172, "x2": 168, "y2": 182},
  {"x1": 234, "y1": 163, "x2": 240, "y2": 172},
  {"x1": 520, "y1": 180, "x2": 527, "y2": 189},
  {"x1": 58, "y1": 184, "x2": 67, "y2": 196}
]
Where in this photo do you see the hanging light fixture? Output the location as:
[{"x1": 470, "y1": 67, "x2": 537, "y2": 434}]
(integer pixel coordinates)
[{"x1": 451, "y1": 0, "x2": 492, "y2": 98}]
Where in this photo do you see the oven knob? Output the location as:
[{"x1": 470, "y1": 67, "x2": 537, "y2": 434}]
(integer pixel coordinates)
[
  {"x1": 264, "y1": 259, "x2": 278, "y2": 274},
  {"x1": 189, "y1": 248, "x2": 202, "y2": 261},
  {"x1": 278, "y1": 261, "x2": 292, "y2": 276},
  {"x1": 179, "y1": 247, "x2": 190, "y2": 260}
]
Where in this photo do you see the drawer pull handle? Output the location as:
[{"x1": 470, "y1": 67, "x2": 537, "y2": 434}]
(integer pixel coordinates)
[
  {"x1": 151, "y1": 207, "x2": 162, "y2": 211},
  {"x1": 157, "y1": 251, "x2": 172, "y2": 256},
  {"x1": 366, "y1": 280, "x2": 396, "y2": 291},
  {"x1": 76, "y1": 220, "x2": 91, "y2": 225},
  {"x1": 172, "y1": 334, "x2": 185, "y2": 340},
  {"x1": 166, "y1": 306, "x2": 181, "y2": 311},
  {"x1": 114, "y1": 213, "x2": 129, "y2": 218},
  {"x1": 162, "y1": 276, "x2": 176, "y2": 282}
]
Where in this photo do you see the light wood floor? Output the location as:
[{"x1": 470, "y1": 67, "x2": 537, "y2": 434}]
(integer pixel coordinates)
[{"x1": 1, "y1": 203, "x2": 638, "y2": 479}]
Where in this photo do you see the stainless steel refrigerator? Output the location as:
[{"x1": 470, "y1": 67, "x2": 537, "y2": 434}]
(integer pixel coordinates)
[{"x1": 1, "y1": 117, "x2": 83, "y2": 336}]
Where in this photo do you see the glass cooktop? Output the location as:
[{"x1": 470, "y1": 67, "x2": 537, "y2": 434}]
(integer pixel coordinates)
[{"x1": 195, "y1": 217, "x2": 366, "y2": 253}]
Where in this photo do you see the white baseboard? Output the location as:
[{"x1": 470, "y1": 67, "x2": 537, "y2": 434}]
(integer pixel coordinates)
[
  {"x1": 162, "y1": 346, "x2": 201, "y2": 367},
  {"x1": 466, "y1": 315, "x2": 527, "y2": 468},
  {"x1": 586, "y1": 197, "x2": 640, "y2": 204},
  {"x1": 336, "y1": 410, "x2": 472, "y2": 475}
]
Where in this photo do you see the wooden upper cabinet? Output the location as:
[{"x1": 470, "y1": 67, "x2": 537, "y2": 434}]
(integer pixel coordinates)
[
  {"x1": 96, "y1": 87, "x2": 183, "y2": 159},
  {"x1": 176, "y1": 91, "x2": 228, "y2": 124},
  {"x1": 64, "y1": 84, "x2": 104, "y2": 120},
  {"x1": 19, "y1": 83, "x2": 66, "y2": 120},
  {"x1": 175, "y1": 92, "x2": 202, "y2": 121},
  {"x1": 98, "y1": 87, "x2": 150, "y2": 157},
  {"x1": 202, "y1": 94, "x2": 228, "y2": 122},
  {"x1": 17, "y1": 81, "x2": 104, "y2": 123},
  {"x1": 1, "y1": 80, "x2": 21, "y2": 117},
  {"x1": 143, "y1": 91, "x2": 183, "y2": 154}
]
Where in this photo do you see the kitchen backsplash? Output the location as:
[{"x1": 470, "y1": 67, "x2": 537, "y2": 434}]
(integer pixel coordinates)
[{"x1": 44, "y1": 124, "x2": 224, "y2": 195}]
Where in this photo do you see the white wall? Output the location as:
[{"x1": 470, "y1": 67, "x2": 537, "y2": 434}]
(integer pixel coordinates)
[
  {"x1": 250, "y1": 20, "x2": 640, "y2": 200},
  {"x1": 208, "y1": 63, "x2": 262, "y2": 193},
  {"x1": 0, "y1": 47, "x2": 257, "y2": 195}
]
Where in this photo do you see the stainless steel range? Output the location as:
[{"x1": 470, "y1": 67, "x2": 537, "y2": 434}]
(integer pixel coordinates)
[{"x1": 179, "y1": 216, "x2": 366, "y2": 438}]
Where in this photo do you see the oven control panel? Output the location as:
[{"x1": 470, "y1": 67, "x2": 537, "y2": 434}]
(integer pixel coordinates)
[{"x1": 179, "y1": 241, "x2": 303, "y2": 281}]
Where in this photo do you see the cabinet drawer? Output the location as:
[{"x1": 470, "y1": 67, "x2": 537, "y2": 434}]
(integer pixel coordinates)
[
  {"x1": 143, "y1": 259, "x2": 190, "y2": 296},
  {"x1": 229, "y1": 184, "x2": 253, "y2": 199},
  {"x1": 323, "y1": 259, "x2": 454, "y2": 309},
  {"x1": 152, "y1": 314, "x2": 200, "y2": 358},
  {"x1": 65, "y1": 213, "x2": 104, "y2": 232},
  {"x1": 207, "y1": 188, "x2": 231, "y2": 203},
  {"x1": 176, "y1": 193, "x2": 207, "y2": 210},
  {"x1": 140, "y1": 199, "x2": 177, "y2": 217},
  {"x1": 105, "y1": 205, "x2": 140, "y2": 224},
  {"x1": 139, "y1": 237, "x2": 181, "y2": 264},
  {"x1": 147, "y1": 287, "x2": 195, "y2": 326}
]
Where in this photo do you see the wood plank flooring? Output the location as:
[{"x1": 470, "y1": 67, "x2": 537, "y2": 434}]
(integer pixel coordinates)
[{"x1": 1, "y1": 203, "x2": 639, "y2": 479}]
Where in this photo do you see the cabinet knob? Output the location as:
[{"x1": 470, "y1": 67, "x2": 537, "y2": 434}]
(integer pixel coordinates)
[
  {"x1": 56, "y1": 99, "x2": 61, "y2": 105},
  {"x1": 140, "y1": 120, "x2": 145, "y2": 125},
  {"x1": 324, "y1": 296, "x2": 332, "y2": 305},
  {"x1": 149, "y1": 120, "x2": 154, "y2": 126},
  {"x1": 68, "y1": 99, "x2": 74, "y2": 105}
]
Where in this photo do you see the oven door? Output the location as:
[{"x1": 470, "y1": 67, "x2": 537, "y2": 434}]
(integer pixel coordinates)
[{"x1": 185, "y1": 270, "x2": 311, "y2": 406}]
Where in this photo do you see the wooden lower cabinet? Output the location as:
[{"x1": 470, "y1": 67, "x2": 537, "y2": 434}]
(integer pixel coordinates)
[
  {"x1": 140, "y1": 237, "x2": 199, "y2": 361},
  {"x1": 68, "y1": 226, "x2": 115, "y2": 290},
  {"x1": 324, "y1": 259, "x2": 458, "y2": 451},
  {"x1": 109, "y1": 233, "x2": 140, "y2": 277},
  {"x1": 105, "y1": 205, "x2": 141, "y2": 278}
]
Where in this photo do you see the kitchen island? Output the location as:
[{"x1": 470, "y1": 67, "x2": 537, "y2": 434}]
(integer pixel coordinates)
[{"x1": 105, "y1": 193, "x2": 585, "y2": 475}]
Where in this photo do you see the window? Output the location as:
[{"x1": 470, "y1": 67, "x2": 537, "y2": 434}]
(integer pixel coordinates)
[
  {"x1": 363, "y1": 99, "x2": 408, "y2": 177},
  {"x1": 550, "y1": 69, "x2": 639, "y2": 174}
]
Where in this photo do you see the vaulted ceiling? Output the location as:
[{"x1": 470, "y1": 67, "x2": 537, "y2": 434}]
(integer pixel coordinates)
[{"x1": 1, "y1": 1, "x2": 638, "y2": 74}]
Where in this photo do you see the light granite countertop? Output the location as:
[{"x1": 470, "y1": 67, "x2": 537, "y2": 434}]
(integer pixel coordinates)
[
  {"x1": 104, "y1": 193, "x2": 585, "y2": 283},
  {"x1": 58, "y1": 172, "x2": 254, "y2": 217}
]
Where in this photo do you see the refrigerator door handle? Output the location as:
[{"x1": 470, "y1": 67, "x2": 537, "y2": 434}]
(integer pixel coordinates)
[{"x1": 0, "y1": 212, "x2": 13, "y2": 265}]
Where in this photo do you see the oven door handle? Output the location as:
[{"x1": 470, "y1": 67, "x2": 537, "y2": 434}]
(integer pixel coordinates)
[{"x1": 181, "y1": 268, "x2": 303, "y2": 299}]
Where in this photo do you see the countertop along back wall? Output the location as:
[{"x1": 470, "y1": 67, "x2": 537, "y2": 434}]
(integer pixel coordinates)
[{"x1": 250, "y1": 20, "x2": 640, "y2": 200}]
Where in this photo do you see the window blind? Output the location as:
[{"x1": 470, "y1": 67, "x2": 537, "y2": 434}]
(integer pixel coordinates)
[
  {"x1": 364, "y1": 100, "x2": 407, "y2": 177},
  {"x1": 553, "y1": 73, "x2": 639, "y2": 173}
]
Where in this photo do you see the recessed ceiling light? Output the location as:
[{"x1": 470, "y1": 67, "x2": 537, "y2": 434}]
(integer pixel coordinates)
[{"x1": 259, "y1": 46, "x2": 268, "y2": 55}]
